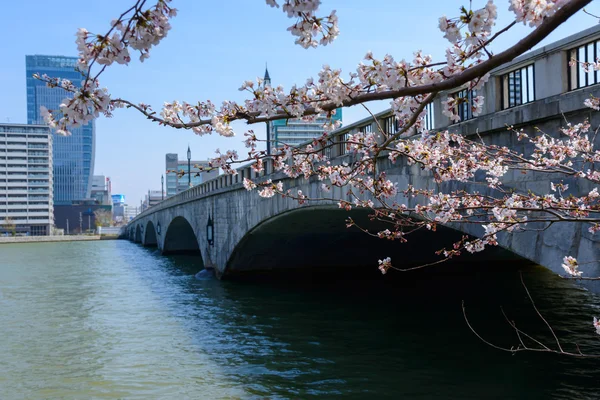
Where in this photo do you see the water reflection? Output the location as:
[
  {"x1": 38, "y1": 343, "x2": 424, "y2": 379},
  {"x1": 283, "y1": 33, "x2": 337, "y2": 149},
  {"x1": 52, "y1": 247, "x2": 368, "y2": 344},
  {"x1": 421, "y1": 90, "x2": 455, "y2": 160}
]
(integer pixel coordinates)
[{"x1": 1, "y1": 241, "x2": 600, "y2": 399}]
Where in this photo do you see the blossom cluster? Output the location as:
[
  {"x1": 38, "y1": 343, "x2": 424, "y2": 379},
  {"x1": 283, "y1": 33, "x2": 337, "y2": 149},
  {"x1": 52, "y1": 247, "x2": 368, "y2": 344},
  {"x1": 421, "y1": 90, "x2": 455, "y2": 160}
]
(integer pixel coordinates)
[
  {"x1": 37, "y1": 77, "x2": 111, "y2": 136},
  {"x1": 266, "y1": 0, "x2": 339, "y2": 48},
  {"x1": 76, "y1": 0, "x2": 176, "y2": 70},
  {"x1": 509, "y1": 0, "x2": 570, "y2": 27}
]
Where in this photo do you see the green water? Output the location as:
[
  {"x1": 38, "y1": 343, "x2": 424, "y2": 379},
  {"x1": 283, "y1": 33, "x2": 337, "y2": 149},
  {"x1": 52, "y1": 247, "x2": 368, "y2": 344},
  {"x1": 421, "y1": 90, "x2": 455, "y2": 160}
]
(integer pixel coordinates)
[{"x1": 1, "y1": 240, "x2": 600, "y2": 399}]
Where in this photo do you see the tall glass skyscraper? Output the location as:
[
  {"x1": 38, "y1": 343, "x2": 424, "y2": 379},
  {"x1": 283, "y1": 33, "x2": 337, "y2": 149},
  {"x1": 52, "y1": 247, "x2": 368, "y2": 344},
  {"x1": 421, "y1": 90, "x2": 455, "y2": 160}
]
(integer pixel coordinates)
[{"x1": 26, "y1": 55, "x2": 95, "y2": 205}]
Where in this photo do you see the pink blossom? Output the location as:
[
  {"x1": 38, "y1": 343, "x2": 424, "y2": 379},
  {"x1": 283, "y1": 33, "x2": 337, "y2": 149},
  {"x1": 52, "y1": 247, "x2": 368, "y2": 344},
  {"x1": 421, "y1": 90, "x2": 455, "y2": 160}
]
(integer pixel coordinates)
[{"x1": 561, "y1": 256, "x2": 582, "y2": 277}]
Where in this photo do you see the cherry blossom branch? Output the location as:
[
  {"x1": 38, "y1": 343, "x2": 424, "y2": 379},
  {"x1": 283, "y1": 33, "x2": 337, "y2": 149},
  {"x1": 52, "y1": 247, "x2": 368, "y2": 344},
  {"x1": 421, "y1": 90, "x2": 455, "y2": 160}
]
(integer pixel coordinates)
[{"x1": 463, "y1": 272, "x2": 600, "y2": 357}]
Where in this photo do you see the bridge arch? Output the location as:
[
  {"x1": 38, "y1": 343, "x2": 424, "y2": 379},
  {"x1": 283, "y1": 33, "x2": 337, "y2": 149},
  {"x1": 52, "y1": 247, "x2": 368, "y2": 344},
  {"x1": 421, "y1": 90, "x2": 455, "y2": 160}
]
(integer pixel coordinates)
[
  {"x1": 163, "y1": 216, "x2": 202, "y2": 256},
  {"x1": 144, "y1": 220, "x2": 158, "y2": 247},
  {"x1": 223, "y1": 205, "x2": 517, "y2": 278},
  {"x1": 134, "y1": 224, "x2": 142, "y2": 243}
]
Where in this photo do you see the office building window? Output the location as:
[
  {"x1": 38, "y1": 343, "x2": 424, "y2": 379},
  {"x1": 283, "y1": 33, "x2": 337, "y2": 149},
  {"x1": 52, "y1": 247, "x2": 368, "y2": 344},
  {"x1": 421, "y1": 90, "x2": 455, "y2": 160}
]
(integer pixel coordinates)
[
  {"x1": 383, "y1": 116, "x2": 398, "y2": 135},
  {"x1": 501, "y1": 64, "x2": 535, "y2": 109},
  {"x1": 452, "y1": 89, "x2": 477, "y2": 121},
  {"x1": 423, "y1": 102, "x2": 435, "y2": 131},
  {"x1": 358, "y1": 124, "x2": 372, "y2": 134},
  {"x1": 569, "y1": 39, "x2": 600, "y2": 90}
]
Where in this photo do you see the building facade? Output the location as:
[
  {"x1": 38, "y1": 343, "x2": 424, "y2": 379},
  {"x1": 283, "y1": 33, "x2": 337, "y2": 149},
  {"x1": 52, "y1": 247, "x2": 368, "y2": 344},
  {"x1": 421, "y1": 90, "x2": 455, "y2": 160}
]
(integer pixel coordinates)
[
  {"x1": 0, "y1": 123, "x2": 53, "y2": 236},
  {"x1": 111, "y1": 194, "x2": 126, "y2": 224},
  {"x1": 54, "y1": 203, "x2": 111, "y2": 234},
  {"x1": 165, "y1": 153, "x2": 217, "y2": 197},
  {"x1": 143, "y1": 190, "x2": 164, "y2": 210},
  {"x1": 112, "y1": 194, "x2": 125, "y2": 206},
  {"x1": 91, "y1": 175, "x2": 112, "y2": 205},
  {"x1": 270, "y1": 111, "x2": 343, "y2": 147},
  {"x1": 123, "y1": 205, "x2": 139, "y2": 222},
  {"x1": 262, "y1": 67, "x2": 343, "y2": 148},
  {"x1": 26, "y1": 55, "x2": 95, "y2": 205},
  {"x1": 165, "y1": 153, "x2": 179, "y2": 197}
]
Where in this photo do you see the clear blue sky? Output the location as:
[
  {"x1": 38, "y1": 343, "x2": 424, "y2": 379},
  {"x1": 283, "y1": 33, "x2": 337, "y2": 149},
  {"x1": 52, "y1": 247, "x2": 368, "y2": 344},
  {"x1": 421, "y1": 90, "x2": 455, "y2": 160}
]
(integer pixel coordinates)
[{"x1": 0, "y1": 0, "x2": 596, "y2": 204}]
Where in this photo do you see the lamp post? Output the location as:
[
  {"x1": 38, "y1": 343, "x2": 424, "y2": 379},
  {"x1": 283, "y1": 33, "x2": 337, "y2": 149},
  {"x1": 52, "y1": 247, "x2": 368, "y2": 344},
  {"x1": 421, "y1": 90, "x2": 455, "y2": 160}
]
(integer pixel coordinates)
[
  {"x1": 187, "y1": 145, "x2": 191, "y2": 188},
  {"x1": 264, "y1": 65, "x2": 272, "y2": 155},
  {"x1": 161, "y1": 174, "x2": 164, "y2": 201}
]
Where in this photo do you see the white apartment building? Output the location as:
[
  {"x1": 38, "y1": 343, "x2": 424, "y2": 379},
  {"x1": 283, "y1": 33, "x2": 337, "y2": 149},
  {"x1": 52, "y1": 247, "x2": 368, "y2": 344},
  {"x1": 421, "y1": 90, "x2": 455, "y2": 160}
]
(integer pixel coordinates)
[
  {"x1": 123, "y1": 205, "x2": 139, "y2": 222},
  {"x1": 0, "y1": 123, "x2": 53, "y2": 236},
  {"x1": 143, "y1": 190, "x2": 164, "y2": 210}
]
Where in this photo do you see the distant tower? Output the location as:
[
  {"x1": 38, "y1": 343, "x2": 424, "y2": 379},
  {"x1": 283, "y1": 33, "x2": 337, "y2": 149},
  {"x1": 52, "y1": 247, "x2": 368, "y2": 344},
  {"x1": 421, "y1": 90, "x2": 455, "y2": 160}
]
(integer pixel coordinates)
[
  {"x1": 264, "y1": 64, "x2": 271, "y2": 88},
  {"x1": 264, "y1": 64, "x2": 272, "y2": 155}
]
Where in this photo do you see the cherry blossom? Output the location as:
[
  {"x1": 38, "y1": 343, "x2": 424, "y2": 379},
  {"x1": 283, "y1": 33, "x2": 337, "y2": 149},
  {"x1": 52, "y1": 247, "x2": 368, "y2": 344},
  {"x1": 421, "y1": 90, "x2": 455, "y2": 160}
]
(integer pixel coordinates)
[
  {"x1": 266, "y1": 0, "x2": 339, "y2": 48},
  {"x1": 562, "y1": 256, "x2": 582, "y2": 277},
  {"x1": 378, "y1": 257, "x2": 392, "y2": 275},
  {"x1": 509, "y1": 0, "x2": 570, "y2": 27}
]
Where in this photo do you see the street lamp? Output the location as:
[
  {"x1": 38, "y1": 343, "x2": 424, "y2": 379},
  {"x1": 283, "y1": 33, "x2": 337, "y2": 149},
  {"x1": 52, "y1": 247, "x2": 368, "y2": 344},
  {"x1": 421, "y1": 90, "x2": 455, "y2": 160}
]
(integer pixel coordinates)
[
  {"x1": 187, "y1": 145, "x2": 191, "y2": 188},
  {"x1": 161, "y1": 174, "x2": 164, "y2": 201},
  {"x1": 264, "y1": 65, "x2": 272, "y2": 155}
]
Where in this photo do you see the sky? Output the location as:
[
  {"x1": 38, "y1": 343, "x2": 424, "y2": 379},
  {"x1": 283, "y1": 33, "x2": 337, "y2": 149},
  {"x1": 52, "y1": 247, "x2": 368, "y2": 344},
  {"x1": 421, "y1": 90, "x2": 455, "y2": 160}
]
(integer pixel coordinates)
[{"x1": 0, "y1": 0, "x2": 597, "y2": 205}]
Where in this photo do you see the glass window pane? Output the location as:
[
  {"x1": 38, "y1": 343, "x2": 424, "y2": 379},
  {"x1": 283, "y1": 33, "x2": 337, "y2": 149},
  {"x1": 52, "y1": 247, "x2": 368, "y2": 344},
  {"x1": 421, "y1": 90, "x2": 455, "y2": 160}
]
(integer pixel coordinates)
[
  {"x1": 521, "y1": 67, "x2": 528, "y2": 103},
  {"x1": 508, "y1": 72, "x2": 515, "y2": 107},
  {"x1": 515, "y1": 69, "x2": 522, "y2": 105},
  {"x1": 588, "y1": 43, "x2": 595, "y2": 85},
  {"x1": 527, "y1": 65, "x2": 535, "y2": 102},
  {"x1": 579, "y1": 46, "x2": 586, "y2": 88}
]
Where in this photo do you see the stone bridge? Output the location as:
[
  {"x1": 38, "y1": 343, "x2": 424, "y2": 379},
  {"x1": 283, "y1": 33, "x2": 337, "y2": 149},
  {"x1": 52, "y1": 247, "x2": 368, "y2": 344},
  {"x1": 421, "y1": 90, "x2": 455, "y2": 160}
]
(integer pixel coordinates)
[
  {"x1": 126, "y1": 26, "x2": 600, "y2": 282},
  {"x1": 124, "y1": 142, "x2": 597, "y2": 281},
  {"x1": 125, "y1": 90, "x2": 599, "y2": 281}
]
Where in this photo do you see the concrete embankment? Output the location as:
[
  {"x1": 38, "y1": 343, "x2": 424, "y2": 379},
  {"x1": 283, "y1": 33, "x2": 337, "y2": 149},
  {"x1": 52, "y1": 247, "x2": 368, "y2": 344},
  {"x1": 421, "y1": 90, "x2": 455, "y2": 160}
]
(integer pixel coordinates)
[{"x1": 0, "y1": 235, "x2": 104, "y2": 244}]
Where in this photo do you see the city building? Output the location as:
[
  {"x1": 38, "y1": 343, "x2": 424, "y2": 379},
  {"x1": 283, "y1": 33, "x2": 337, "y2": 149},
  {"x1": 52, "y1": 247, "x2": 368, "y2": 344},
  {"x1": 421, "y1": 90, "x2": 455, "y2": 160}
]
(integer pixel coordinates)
[
  {"x1": 270, "y1": 112, "x2": 343, "y2": 147},
  {"x1": 91, "y1": 175, "x2": 112, "y2": 205},
  {"x1": 26, "y1": 55, "x2": 95, "y2": 205},
  {"x1": 54, "y1": 202, "x2": 111, "y2": 234},
  {"x1": 165, "y1": 152, "x2": 218, "y2": 197},
  {"x1": 0, "y1": 123, "x2": 53, "y2": 236},
  {"x1": 112, "y1": 194, "x2": 139, "y2": 223},
  {"x1": 263, "y1": 67, "x2": 343, "y2": 148},
  {"x1": 143, "y1": 190, "x2": 163, "y2": 210},
  {"x1": 123, "y1": 204, "x2": 139, "y2": 222},
  {"x1": 112, "y1": 194, "x2": 127, "y2": 224},
  {"x1": 112, "y1": 194, "x2": 125, "y2": 206}
]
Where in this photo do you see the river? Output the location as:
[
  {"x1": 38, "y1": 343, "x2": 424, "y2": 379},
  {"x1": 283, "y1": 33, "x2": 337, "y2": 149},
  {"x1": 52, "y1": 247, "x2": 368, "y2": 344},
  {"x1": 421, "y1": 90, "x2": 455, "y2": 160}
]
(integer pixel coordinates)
[{"x1": 1, "y1": 240, "x2": 600, "y2": 399}]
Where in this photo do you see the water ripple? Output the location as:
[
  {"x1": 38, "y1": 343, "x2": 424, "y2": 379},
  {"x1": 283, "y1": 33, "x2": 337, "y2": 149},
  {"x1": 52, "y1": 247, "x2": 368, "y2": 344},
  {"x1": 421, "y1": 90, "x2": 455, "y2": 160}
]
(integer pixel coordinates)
[{"x1": 1, "y1": 240, "x2": 600, "y2": 399}]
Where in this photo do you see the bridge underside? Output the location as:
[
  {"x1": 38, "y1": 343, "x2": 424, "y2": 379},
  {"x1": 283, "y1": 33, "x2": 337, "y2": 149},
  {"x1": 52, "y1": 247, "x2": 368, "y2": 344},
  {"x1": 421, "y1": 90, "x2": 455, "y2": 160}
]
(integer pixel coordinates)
[{"x1": 224, "y1": 207, "x2": 523, "y2": 279}]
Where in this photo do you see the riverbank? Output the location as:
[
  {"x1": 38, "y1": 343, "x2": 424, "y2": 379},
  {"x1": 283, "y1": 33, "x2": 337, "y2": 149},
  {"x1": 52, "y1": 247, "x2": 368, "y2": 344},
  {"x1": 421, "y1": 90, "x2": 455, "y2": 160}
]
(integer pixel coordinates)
[{"x1": 0, "y1": 235, "x2": 105, "y2": 244}]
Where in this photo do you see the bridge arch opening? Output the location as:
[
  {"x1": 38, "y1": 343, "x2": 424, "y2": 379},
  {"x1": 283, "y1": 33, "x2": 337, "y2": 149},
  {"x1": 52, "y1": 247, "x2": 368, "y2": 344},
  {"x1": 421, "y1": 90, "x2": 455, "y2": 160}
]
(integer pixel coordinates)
[
  {"x1": 135, "y1": 224, "x2": 142, "y2": 243},
  {"x1": 144, "y1": 221, "x2": 158, "y2": 247},
  {"x1": 163, "y1": 216, "x2": 202, "y2": 256},
  {"x1": 224, "y1": 206, "x2": 523, "y2": 279}
]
